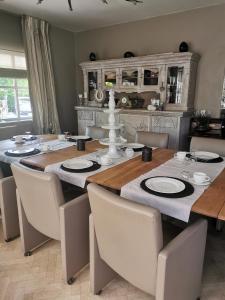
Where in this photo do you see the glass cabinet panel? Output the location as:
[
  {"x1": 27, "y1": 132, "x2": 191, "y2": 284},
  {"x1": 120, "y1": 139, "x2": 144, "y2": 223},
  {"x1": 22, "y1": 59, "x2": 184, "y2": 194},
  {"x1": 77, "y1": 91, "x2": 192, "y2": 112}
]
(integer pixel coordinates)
[
  {"x1": 143, "y1": 68, "x2": 159, "y2": 86},
  {"x1": 166, "y1": 66, "x2": 184, "y2": 104},
  {"x1": 104, "y1": 70, "x2": 117, "y2": 87},
  {"x1": 88, "y1": 71, "x2": 98, "y2": 101},
  {"x1": 121, "y1": 69, "x2": 138, "y2": 87}
]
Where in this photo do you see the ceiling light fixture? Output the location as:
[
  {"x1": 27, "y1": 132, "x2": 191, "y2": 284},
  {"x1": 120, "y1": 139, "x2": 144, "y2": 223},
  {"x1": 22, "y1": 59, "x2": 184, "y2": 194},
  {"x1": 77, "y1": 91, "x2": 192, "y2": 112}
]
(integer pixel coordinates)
[
  {"x1": 37, "y1": 0, "x2": 73, "y2": 11},
  {"x1": 36, "y1": 0, "x2": 143, "y2": 12},
  {"x1": 102, "y1": 0, "x2": 143, "y2": 4}
]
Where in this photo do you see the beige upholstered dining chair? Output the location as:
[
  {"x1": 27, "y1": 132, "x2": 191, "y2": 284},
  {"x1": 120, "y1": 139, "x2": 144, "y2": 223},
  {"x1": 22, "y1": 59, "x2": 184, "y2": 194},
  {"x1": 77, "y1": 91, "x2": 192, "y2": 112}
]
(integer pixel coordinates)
[
  {"x1": 190, "y1": 137, "x2": 225, "y2": 157},
  {"x1": 11, "y1": 163, "x2": 90, "y2": 285},
  {"x1": 86, "y1": 126, "x2": 108, "y2": 140},
  {"x1": 88, "y1": 183, "x2": 207, "y2": 300},
  {"x1": 0, "y1": 169, "x2": 20, "y2": 242},
  {"x1": 136, "y1": 131, "x2": 169, "y2": 148}
]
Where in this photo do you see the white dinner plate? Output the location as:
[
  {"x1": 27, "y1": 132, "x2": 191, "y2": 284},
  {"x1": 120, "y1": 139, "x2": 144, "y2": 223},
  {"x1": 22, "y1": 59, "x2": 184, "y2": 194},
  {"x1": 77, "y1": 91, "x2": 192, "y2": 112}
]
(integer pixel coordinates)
[
  {"x1": 69, "y1": 135, "x2": 90, "y2": 140},
  {"x1": 192, "y1": 151, "x2": 219, "y2": 160},
  {"x1": 7, "y1": 148, "x2": 35, "y2": 155},
  {"x1": 62, "y1": 159, "x2": 93, "y2": 170},
  {"x1": 145, "y1": 177, "x2": 185, "y2": 194},
  {"x1": 126, "y1": 143, "x2": 145, "y2": 149}
]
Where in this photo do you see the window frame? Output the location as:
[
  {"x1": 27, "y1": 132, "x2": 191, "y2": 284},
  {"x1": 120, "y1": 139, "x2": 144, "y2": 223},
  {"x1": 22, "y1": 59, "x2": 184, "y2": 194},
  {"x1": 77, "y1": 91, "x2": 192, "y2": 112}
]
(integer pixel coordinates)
[{"x1": 0, "y1": 49, "x2": 32, "y2": 123}]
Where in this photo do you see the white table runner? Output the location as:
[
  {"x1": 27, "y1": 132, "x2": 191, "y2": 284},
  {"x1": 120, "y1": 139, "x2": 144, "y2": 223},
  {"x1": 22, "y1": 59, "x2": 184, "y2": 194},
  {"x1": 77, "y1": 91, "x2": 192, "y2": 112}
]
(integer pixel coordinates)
[
  {"x1": 0, "y1": 139, "x2": 75, "y2": 164},
  {"x1": 45, "y1": 149, "x2": 141, "y2": 188},
  {"x1": 121, "y1": 157, "x2": 225, "y2": 222}
]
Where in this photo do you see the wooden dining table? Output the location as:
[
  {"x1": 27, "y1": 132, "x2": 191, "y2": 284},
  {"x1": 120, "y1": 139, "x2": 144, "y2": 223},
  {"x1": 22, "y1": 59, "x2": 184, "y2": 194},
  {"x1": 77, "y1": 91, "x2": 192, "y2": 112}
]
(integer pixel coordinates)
[{"x1": 1, "y1": 135, "x2": 225, "y2": 221}]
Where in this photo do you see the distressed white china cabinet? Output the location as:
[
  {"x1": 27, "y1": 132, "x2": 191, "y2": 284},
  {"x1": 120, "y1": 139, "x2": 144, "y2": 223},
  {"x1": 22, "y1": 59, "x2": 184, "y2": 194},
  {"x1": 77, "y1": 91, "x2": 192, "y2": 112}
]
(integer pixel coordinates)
[
  {"x1": 76, "y1": 52, "x2": 200, "y2": 150},
  {"x1": 80, "y1": 52, "x2": 199, "y2": 111}
]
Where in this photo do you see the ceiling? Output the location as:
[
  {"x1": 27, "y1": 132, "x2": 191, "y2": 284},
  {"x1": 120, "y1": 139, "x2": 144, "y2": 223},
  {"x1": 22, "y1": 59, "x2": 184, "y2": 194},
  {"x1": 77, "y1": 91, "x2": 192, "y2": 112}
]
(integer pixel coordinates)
[{"x1": 0, "y1": 0, "x2": 225, "y2": 32}]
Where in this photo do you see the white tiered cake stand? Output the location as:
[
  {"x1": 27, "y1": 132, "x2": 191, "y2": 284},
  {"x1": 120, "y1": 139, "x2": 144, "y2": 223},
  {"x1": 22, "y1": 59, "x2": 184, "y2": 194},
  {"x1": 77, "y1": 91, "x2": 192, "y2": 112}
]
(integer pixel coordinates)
[{"x1": 99, "y1": 89, "x2": 126, "y2": 159}]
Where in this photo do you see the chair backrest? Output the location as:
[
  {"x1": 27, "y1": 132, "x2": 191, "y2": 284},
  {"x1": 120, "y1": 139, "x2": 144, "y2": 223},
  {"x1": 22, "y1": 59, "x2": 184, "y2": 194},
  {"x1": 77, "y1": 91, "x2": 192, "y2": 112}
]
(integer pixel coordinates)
[
  {"x1": 190, "y1": 136, "x2": 225, "y2": 157},
  {"x1": 136, "y1": 131, "x2": 169, "y2": 148},
  {"x1": 11, "y1": 163, "x2": 65, "y2": 240},
  {"x1": 88, "y1": 183, "x2": 163, "y2": 295},
  {"x1": 86, "y1": 126, "x2": 107, "y2": 140}
]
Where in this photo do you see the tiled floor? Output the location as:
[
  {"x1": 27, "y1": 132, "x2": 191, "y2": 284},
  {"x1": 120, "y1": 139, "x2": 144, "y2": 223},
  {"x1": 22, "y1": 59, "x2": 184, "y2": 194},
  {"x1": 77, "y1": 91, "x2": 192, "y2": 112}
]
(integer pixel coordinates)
[{"x1": 1, "y1": 222, "x2": 225, "y2": 300}]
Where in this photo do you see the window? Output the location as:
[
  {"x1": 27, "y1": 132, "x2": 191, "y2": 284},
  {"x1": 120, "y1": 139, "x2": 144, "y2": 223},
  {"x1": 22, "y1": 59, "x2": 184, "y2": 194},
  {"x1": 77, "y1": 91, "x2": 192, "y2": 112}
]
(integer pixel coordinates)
[{"x1": 0, "y1": 50, "x2": 32, "y2": 122}]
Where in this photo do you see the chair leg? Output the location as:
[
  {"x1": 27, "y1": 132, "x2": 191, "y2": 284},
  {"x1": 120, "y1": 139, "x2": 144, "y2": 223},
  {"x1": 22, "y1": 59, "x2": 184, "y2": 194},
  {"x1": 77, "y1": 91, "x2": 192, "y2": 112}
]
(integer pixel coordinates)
[
  {"x1": 60, "y1": 194, "x2": 91, "y2": 284},
  {"x1": 216, "y1": 220, "x2": 224, "y2": 232},
  {"x1": 0, "y1": 177, "x2": 20, "y2": 241},
  {"x1": 89, "y1": 215, "x2": 117, "y2": 295},
  {"x1": 17, "y1": 191, "x2": 49, "y2": 254}
]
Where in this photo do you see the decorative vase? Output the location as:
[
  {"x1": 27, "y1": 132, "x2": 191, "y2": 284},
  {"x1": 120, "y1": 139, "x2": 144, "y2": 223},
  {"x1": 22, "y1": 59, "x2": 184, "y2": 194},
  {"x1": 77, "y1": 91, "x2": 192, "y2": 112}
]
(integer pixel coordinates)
[
  {"x1": 179, "y1": 42, "x2": 189, "y2": 52},
  {"x1": 89, "y1": 52, "x2": 96, "y2": 61}
]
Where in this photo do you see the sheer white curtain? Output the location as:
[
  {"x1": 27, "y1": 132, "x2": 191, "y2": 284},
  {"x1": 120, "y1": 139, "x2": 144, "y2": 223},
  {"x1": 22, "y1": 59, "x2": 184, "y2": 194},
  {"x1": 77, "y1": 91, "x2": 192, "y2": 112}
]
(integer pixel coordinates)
[{"x1": 22, "y1": 15, "x2": 61, "y2": 134}]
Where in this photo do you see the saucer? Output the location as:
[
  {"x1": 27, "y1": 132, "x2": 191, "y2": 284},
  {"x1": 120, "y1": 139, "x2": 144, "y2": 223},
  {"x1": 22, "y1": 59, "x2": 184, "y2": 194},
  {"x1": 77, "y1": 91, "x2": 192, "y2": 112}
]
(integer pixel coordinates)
[{"x1": 189, "y1": 177, "x2": 211, "y2": 186}]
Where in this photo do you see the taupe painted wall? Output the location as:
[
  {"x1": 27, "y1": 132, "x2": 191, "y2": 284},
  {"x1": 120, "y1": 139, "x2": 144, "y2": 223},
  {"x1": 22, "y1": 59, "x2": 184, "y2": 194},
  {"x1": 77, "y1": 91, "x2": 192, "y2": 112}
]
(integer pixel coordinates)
[
  {"x1": 50, "y1": 26, "x2": 77, "y2": 133},
  {"x1": 75, "y1": 4, "x2": 225, "y2": 117},
  {"x1": 0, "y1": 10, "x2": 23, "y2": 52}
]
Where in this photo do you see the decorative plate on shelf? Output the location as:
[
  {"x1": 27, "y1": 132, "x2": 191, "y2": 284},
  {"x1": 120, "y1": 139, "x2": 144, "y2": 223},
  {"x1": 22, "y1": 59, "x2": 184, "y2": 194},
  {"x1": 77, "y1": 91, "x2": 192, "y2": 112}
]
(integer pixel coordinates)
[{"x1": 117, "y1": 95, "x2": 132, "y2": 108}]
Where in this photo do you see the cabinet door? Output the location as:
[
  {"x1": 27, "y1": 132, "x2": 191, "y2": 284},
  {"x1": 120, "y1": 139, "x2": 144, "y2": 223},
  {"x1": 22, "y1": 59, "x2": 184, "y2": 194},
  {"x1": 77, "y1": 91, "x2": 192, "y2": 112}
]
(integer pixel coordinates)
[
  {"x1": 119, "y1": 114, "x2": 149, "y2": 142},
  {"x1": 84, "y1": 70, "x2": 102, "y2": 102},
  {"x1": 140, "y1": 66, "x2": 161, "y2": 91},
  {"x1": 120, "y1": 68, "x2": 139, "y2": 89},
  {"x1": 166, "y1": 65, "x2": 186, "y2": 106},
  {"x1": 102, "y1": 69, "x2": 119, "y2": 89},
  {"x1": 151, "y1": 116, "x2": 179, "y2": 149},
  {"x1": 77, "y1": 111, "x2": 95, "y2": 135}
]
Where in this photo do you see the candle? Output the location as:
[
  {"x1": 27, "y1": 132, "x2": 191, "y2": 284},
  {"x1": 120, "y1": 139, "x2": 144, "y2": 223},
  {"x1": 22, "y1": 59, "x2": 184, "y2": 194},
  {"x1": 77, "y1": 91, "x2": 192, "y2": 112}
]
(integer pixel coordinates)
[{"x1": 84, "y1": 92, "x2": 88, "y2": 99}]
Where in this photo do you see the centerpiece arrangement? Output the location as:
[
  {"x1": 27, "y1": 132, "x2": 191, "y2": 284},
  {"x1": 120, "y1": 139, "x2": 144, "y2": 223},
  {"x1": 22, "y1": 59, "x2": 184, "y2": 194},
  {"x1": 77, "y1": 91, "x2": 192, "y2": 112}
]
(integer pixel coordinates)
[
  {"x1": 193, "y1": 110, "x2": 211, "y2": 132},
  {"x1": 99, "y1": 88, "x2": 127, "y2": 159}
]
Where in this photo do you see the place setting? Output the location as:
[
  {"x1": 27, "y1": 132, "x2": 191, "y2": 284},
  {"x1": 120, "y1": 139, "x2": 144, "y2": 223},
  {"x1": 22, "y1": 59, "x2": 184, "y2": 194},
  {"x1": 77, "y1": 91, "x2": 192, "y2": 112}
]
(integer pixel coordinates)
[
  {"x1": 140, "y1": 176, "x2": 194, "y2": 198},
  {"x1": 67, "y1": 135, "x2": 92, "y2": 142},
  {"x1": 60, "y1": 158, "x2": 101, "y2": 173},
  {"x1": 186, "y1": 151, "x2": 224, "y2": 163},
  {"x1": 11, "y1": 134, "x2": 37, "y2": 144},
  {"x1": 121, "y1": 143, "x2": 145, "y2": 152},
  {"x1": 4, "y1": 147, "x2": 41, "y2": 157}
]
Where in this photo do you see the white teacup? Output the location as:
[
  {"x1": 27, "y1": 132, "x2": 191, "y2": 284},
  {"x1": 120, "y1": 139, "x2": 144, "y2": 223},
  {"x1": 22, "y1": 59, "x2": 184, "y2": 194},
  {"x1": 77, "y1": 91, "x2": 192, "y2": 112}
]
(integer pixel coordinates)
[
  {"x1": 174, "y1": 151, "x2": 186, "y2": 161},
  {"x1": 193, "y1": 172, "x2": 210, "y2": 184},
  {"x1": 42, "y1": 144, "x2": 51, "y2": 152},
  {"x1": 125, "y1": 147, "x2": 134, "y2": 158},
  {"x1": 58, "y1": 134, "x2": 66, "y2": 141},
  {"x1": 15, "y1": 136, "x2": 24, "y2": 144},
  {"x1": 100, "y1": 155, "x2": 113, "y2": 166}
]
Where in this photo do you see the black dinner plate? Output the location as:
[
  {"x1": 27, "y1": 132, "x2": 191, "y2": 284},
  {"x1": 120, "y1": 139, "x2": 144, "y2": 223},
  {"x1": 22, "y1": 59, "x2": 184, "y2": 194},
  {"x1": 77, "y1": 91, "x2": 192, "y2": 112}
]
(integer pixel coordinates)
[
  {"x1": 5, "y1": 148, "x2": 41, "y2": 157},
  {"x1": 67, "y1": 137, "x2": 92, "y2": 142},
  {"x1": 140, "y1": 176, "x2": 194, "y2": 198},
  {"x1": 186, "y1": 153, "x2": 224, "y2": 163},
  {"x1": 122, "y1": 145, "x2": 144, "y2": 152},
  {"x1": 60, "y1": 160, "x2": 101, "y2": 173}
]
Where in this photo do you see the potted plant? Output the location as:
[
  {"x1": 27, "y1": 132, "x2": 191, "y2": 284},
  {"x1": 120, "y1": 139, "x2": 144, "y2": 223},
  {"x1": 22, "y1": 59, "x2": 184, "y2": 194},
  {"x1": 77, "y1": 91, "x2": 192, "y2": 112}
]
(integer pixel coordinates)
[{"x1": 193, "y1": 110, "x2": 211, "y2": 132}]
